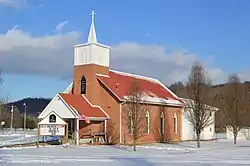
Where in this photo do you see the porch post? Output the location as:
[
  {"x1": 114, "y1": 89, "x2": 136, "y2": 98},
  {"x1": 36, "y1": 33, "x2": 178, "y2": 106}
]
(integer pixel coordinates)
[
  {"x1": 75, "y1": 118, "x2": 79, "y2": 145},
  {"x1": 104, "y1": 119, "x2": 107, "y2": 142}
]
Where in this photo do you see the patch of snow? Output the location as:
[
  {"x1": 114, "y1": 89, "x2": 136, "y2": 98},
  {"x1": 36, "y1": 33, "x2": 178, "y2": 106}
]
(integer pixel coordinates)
[
  {"x1": 124, "y1": 95, "x2": 182, "y2": 106},
  {"x1": 1, "y1": 141, "x2": 250, "y2": 165}
]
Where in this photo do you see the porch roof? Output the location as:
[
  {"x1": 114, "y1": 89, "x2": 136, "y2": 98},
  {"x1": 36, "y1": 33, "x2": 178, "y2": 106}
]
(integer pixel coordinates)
[{"x1": 59, "y1": 93, "x2": 109, "y2": 119}]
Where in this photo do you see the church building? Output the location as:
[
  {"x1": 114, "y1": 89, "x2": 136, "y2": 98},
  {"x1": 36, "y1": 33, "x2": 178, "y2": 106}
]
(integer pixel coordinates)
[{"x1": 38, "y1": 11, "x2": 183, "y2": 145}]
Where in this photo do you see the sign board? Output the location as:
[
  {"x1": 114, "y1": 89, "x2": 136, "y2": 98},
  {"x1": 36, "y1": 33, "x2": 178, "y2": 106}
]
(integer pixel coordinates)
[
  {"x1": 40, "y1": 124, "x2": 65, "y2": 136},
  {"x1": 38, "y1": 111, "x2": 67, "y2": 136}
]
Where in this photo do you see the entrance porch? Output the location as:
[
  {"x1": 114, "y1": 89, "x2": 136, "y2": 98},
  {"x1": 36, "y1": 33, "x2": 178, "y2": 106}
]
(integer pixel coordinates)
[{"x1": 38, "y1": 93, "x2": 109, "y2": 145}]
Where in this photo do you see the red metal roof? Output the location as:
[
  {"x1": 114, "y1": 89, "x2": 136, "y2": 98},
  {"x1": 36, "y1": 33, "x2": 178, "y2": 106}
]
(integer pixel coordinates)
[
  {"x1": 59, "y1": 93, "x2": 108, "y2": 118},
  {"x1": 97, "y1": 70, "x2": 181, "y2": 103}
]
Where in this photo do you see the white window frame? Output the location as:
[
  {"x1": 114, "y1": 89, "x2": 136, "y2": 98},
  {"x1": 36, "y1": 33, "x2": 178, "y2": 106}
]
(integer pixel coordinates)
[
  {"x1": 160, "y1": 112, "x2": 164, "y2": 135},
  {"x1": 128, "y1": 111, "x2": 133, "y2": 134},
  {"x1": 146, "y1": 111, "x2": 150, "y2": 134},
  {"x1": 174, "y1": 112, "x2": 178, "y2": 134}
]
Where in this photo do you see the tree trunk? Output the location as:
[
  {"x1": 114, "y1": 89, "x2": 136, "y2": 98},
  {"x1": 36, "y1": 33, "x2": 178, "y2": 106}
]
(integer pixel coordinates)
[
  {"x1": 133, "y1": 138, "x2": 136, "y2": 151},
  {"x1": 233, "y1": 132, "x2": 237, "y2": 144},
  {"x1": 197, "y1": 132, "x2": 201, "y2": 148}
]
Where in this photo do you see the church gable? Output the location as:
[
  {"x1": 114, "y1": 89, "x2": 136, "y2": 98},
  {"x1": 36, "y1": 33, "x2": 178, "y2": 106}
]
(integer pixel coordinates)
[
  {"x1": 38, "y1": 111, "x2": 67, "y2": 125},
  {"x1": 38, "y1": 94, "x2": 78, "y2": 119}
]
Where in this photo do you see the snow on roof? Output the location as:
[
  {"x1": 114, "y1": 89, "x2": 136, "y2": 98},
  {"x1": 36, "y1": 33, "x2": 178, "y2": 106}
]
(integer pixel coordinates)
[
  {"x1": 180, "y1": 98, "x2": 219, "y2": 111},
  {"x1": 97, "y1": 70, "x2": 183, "y2": 106}
]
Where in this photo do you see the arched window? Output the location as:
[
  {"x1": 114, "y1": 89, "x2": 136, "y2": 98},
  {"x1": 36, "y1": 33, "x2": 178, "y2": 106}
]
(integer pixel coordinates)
[
  {"x1": 49, "y1": 114, "x2": 56, "y2": 123},
  {"x1": 145, "y1": 111, "x2": 150, "y2": 134},
  {"x1": 81, "y1": 76, "x2": 86, "y2": 94},
  {"x1": 174, "y1": 112, "x2": 177, "y2": 134},
  {"x1": 160, "y1": 112, "x2": 164, "y2": 135},
  {"x1": 128, "y1": 111, "x2": 133, "y2": 134}
]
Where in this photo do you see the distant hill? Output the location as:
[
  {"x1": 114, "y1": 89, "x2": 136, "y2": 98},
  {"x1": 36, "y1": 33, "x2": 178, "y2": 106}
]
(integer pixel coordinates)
[{"x1": 6, "y1": 98, "x2": 51, "y2": 116}]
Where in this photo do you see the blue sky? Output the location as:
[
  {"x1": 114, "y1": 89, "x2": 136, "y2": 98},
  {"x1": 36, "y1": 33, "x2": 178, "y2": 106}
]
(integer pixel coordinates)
[{"x1": 0, "y1": 0, "x2": 250, "y2": 101}]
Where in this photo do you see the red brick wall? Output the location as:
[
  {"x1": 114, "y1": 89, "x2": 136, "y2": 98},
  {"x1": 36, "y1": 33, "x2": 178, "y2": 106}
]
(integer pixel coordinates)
[
  {"x1": 79, "y1": 121, "x2": 105, "y2": 138},
  {"x1": 74, "y1": 64, "x2": 182, "y2": 144},
  {"x1": 121, "y1": 104, "x2": 182, "y2": 144},
  {"x1": 73, "y1": 64, "x2": 109, "y2": 104},
  {"x1": 74, "y1": 64, "x2": 121, "y2": 143}
]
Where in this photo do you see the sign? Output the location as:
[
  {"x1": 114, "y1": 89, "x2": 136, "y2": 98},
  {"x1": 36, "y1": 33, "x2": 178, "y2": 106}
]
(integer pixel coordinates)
[
  {"x1": 49, "y1": 114, "x2": 56, "y2": 123},
  {"x1": 40, "y1": 124, "x2": 65, "y2": 136}
]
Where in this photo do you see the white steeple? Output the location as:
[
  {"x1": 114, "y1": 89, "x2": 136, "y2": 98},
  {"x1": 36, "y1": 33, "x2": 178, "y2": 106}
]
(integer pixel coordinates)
[
  {"x1": 73, "y1": 10, "x2": 110, "y2": 67},
  {"x1": 87, "y1": 10, "x2": 97, "y2": 43}
]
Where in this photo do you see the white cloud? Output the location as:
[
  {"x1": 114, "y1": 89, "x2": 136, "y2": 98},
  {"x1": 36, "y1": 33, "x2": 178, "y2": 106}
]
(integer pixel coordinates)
[
  {"x1": 111, "y1": 43, "x2": 228, "y2": 85},
  {"x1": 0, "y1": 23, "x2": 81, "y2": 79},
  {"x1": 55, "y1": 21, "x2": 68, "y2": 32},
  {"x1": 0, "y1": 24, "x2": 240, "y2": 85},
  {"x1": 0, "y1": 0, "x2": 26, "y2": 8}
]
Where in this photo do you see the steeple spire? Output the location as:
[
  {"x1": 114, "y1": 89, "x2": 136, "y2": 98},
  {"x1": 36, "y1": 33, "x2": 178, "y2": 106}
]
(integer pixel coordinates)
[{"x1": 87, "y1": 10, "x2": 97, "y2": 43}]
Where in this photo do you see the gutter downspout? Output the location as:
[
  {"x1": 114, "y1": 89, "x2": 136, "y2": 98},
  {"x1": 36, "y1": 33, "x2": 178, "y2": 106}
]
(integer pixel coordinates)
[{"x1": 120, "y1": 100, "x2": 126, "y2": 144}]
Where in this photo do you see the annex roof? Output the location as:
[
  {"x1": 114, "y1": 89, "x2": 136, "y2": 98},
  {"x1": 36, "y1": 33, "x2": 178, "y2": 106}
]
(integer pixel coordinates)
[{"x1": 59, "y1": 93, "x2": 109, "y2": 119}]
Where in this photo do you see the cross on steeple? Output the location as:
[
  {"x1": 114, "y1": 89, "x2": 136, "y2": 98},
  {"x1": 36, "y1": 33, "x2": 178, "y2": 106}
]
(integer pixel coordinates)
[
  {"x1": 90, "y1": 10, "x2": 96, "y2": 24},
  {"x1": 88, "y1": 10, "x2": 97, "y2": 43}
]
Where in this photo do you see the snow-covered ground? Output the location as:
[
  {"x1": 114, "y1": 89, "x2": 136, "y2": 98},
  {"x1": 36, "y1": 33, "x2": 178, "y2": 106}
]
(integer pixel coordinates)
[
  {"x1": 0, "y1": 130, "x2": 38, "y2": 146},
  {"x1": 1, "y1": 140, "x2": 250, "y2": 166}
]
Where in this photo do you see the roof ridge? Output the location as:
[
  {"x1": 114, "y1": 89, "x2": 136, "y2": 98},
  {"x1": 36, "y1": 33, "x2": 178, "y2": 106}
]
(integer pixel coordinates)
[
  {"x1": 109, "y1": 69, "x2": 160, "y2": 84},
  {"x1": 109, "y1": 69, "x2": 180, "y2": 100}
]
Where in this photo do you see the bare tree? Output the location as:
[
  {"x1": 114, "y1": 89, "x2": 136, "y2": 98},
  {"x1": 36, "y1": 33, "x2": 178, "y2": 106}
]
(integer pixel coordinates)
[
  {"x1": 0, "y1": 71, "x2": 4, "y2": 131},
  {"x1": 214, "y1": 74, "x2": 249, "y2": 144},
  {"x1": 106, "y1": 120, "x2": 119, "y2": 144},
  {"x1": 124, "y1": 80, "x2": 148, "y2": 151},
  {"x1": 0, "y1": 71, "x2": 3, "y2": 117},
  {"x1": 168, "y1": 82, "x2": 186, "y2": 97},
  {"x1": 184, "y1": 62, "x2": 215, "y2": 148}
]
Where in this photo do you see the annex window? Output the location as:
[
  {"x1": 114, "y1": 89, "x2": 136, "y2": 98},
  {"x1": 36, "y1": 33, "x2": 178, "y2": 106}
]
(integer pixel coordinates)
[
  {"x1": 174, "y1": 112, "x2": 177, "y2": 134},
  {"x1": 81, "y1": 76, "x2": 86, "y2": 94},
  {"x1": 128, "y1": 111, "x2": 133, "y2": 134},
  {"x1": 160, "y1": 112, "x2": 164, "y2": 135},
  {"x1": 145, "y1": 111, "x2": 150, "y2": 134}
]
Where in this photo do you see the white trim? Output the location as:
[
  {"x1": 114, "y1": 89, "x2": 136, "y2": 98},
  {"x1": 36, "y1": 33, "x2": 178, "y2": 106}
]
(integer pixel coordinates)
[
  {"x1": 124, "y1": 95, "x2": 182, "y2": 107},
  {"x1": 38, "y1": 94, "x2": 78, "y2": 119},
  {"x1": 58, "y1": 94, "x2": 79, "y2": 117},
  {"x1": 174, "y1": 112, "x2": 178, "y2": 134},
  {"x1": 81, "y1": 95, "x2": 110, "y2": 118},
  {"x1": 75, "y1": 118, "x2": 79, "y2": 145},
  {"x1": 96, "y1": 73, "x2": 110, "y2": 78},
  {"x1": 88, "y1": 117, "x2": 108, "y2": 121},
  {"x1": 104, "y1": 119, "x2": 107, "y2": 141},
  {"x1": 63, "y1": 82, "x2": 73, "y2": 93},
  {"x1": 157, "y1": 81, "x2": 180, "y2": 100},
  {"x1": 73, "y1": 42, "x2": 110, "y2": 49},
  {"x1": 160, "y1": 112, "x2": 164, "y2": 135},
  {"x1": 146, "y1": 111, "x2": 150, "y2": 135},
  {"x1": 110, "y1": 69, "x2": 160, "y2": 84}
]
